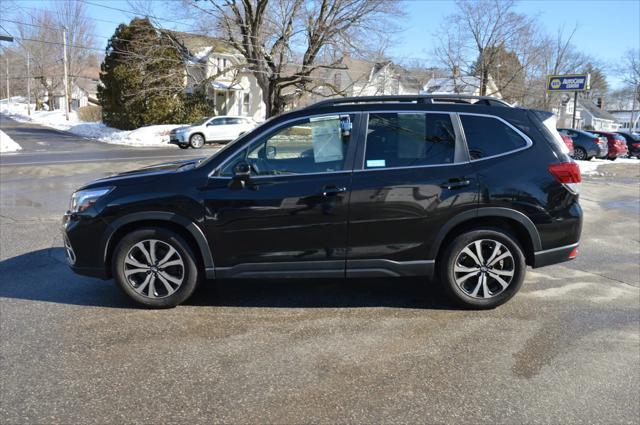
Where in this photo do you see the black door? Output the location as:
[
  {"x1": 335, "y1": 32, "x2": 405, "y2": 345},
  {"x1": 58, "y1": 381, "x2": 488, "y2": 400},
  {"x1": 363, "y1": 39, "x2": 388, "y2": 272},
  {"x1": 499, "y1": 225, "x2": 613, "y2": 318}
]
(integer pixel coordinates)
[
  {"x1": 346, "y1": 112, "x2": 479, "y2": 277},
  {"x1": 202, "y1": 113, "x2": 360, "y2": 278}
]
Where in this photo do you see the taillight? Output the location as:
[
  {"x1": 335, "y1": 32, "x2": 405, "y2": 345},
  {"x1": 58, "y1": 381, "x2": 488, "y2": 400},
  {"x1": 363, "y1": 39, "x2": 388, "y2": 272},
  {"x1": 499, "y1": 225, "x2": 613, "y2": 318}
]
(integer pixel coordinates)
[
  {"x1": 549, "y1": 162, "x2": 581, "y2": 193},
  {"x1": 633, "y1": 143, "x2": 640, "y2": 148}
]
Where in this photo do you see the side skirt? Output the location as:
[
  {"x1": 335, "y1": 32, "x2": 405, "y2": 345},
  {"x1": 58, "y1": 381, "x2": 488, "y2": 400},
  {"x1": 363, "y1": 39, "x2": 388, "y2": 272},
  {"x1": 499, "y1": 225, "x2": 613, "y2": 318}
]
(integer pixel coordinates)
[{"x1": 214, "y1": 259, "x2": 435, "y2": 280}]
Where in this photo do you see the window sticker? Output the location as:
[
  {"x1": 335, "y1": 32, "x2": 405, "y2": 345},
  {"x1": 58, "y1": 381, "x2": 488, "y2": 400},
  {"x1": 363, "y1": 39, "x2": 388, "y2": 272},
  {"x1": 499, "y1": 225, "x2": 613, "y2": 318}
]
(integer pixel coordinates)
[
  {"x1": 367, "y1": 159, "x2": 386, "y2": 167},
  {"x1": 312, "y1": 120, "x2": 343, "y2": 163}
]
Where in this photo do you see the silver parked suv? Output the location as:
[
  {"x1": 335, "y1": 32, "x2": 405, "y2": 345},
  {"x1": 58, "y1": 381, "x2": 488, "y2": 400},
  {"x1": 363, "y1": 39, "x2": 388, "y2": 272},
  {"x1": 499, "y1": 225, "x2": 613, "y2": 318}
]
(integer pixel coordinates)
[{"x1": 169, "y1": 116, "x2": 257, "y2": 149}]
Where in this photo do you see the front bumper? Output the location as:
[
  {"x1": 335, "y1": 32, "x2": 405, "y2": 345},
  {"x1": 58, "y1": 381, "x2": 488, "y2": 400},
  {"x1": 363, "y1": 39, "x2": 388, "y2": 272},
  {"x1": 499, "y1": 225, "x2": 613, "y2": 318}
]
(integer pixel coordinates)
[
  {"x1": 596, "y1": 145, "x2": 609, "y2": 157},
  {"x1": 169, "y1": 132, "x2": 189, "y2": 145},
  {"x1": 62, "y1": 213, "x2": 110, "y2": 280}
]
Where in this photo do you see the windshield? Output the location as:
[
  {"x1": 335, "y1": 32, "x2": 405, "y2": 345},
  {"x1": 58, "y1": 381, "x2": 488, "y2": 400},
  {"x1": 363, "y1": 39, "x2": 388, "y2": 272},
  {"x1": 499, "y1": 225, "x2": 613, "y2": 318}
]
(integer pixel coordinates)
[
  {"x1": 192, "y1": 117, "x2": 210, "y2": 126},
  {"x1": 195, "y1": 116, "x2": 275, "y2": 169}
]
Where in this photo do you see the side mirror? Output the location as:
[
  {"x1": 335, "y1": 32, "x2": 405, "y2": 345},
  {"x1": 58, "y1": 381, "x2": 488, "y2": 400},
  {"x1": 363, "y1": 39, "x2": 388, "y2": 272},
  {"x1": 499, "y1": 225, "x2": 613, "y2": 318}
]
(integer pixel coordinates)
[{"x1": 229, "y1": 161, "x2": 251, "y2": 189}]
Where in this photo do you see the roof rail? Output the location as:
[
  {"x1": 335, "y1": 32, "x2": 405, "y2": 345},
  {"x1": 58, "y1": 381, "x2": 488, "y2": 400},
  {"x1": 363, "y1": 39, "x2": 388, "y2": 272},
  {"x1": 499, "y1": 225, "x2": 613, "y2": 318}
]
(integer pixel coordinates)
[{"x1": 306, "y1": 94, "x2": 513, "y2": 109}]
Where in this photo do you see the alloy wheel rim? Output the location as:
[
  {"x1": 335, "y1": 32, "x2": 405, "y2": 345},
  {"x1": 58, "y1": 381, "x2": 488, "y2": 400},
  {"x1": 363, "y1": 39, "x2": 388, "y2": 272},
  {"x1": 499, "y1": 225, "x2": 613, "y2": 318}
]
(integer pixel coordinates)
[
  {"x1": 575, "y1": 148, "x2": 586, "y2": 160},
  {"x1": 192, "y1": 135, "x2": 204, "y2": 147},
  {"x1": 453, "y1": 239, "x2": 515, "y2": 299},
  {"x1": 123, "y1": 239, "x2": 185, "y2": 299}
]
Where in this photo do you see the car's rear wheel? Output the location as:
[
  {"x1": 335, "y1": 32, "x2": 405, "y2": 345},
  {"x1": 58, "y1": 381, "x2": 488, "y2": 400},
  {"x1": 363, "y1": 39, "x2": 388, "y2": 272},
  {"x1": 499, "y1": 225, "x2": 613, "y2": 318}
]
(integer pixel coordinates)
[
  {"x1": 439, "y1": 229, "x2": 526, "y2": 309},
  {"x1": 189, "y1": 134, "x2": 205, "y2": 149},
  {"x1": 112, "y1": 228, "x2": 199, "y2": 308},
  {"x1": 573, "y1": 146, "x2": 587, "y2": 160}
]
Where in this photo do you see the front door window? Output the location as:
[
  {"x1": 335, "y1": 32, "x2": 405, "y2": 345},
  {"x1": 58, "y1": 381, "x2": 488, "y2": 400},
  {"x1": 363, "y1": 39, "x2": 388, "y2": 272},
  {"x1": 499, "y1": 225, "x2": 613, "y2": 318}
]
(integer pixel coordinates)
[{"x1": 220, "y1": 115, "x2": 355, "y2": 176}]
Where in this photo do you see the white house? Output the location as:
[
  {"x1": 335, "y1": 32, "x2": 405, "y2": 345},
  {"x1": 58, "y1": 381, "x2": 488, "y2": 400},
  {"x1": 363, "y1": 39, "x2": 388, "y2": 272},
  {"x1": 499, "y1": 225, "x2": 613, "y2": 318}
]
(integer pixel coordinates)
[
  {"x1": 421, "y1": 75, "x2": 501, "y2": 98},
  {"x1": 171, "y1": 32, "x2": 266, "y2": 121},
  {"x1": 299, "y1": 56, "x2": 422, "y2": 107},
  {"x1": 579, "y1": 99, "x2": 619, "y2": 131},
  {"x1": 608, "y1": 110, "x2": 640, "y2": 132},
  {"x1": 552, "y1": 97, "x2": 620, "y2": 131}
]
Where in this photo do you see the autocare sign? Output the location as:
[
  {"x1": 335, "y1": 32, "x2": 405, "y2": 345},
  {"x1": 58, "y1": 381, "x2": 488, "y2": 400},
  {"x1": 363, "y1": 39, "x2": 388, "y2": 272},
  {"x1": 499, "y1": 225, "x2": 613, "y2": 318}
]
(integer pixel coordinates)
[{"x1": 546, "y1": 74, "x2": 591, "y2": 92}]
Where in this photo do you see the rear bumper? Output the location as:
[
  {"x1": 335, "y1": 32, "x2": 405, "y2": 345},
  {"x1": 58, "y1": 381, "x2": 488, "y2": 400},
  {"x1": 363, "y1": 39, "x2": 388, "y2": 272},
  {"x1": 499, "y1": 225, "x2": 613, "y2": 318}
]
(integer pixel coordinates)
[
  {"x1": 532, "y1": 242, "x2": 579, "y2": 268},
  {"x1": 608, "y1": 146, "x2": 628, "y2": 158}
]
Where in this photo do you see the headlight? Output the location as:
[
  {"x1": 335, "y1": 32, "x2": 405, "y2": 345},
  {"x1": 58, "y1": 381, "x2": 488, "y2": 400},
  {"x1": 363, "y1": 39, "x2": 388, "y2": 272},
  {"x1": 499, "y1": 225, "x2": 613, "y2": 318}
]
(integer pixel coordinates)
[{"x1": 69, "y1": 187, "x2": 113, "y2": 213}]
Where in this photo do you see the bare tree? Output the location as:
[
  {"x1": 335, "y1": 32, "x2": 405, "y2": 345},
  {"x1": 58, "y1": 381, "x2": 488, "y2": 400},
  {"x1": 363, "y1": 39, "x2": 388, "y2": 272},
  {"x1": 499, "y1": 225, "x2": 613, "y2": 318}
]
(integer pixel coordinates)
[
  {"x1": 15, "y1": 10, "x2": 62, "y2": 109},
  {"x1": 434, "y1": 0, "x2": 544, "y2": 100},
  {"x1": 55, "y1": 0, "x2": 97, "y2": 91},
  {"x1": 183, "y1": 0, "x2": 401, "y2": 117},
  {"x1": 525, "y1": 25, "x2": 589, "y2": 109},
  {"x1": 615, "y1": 49, "x2": 640, "y2": 129}
]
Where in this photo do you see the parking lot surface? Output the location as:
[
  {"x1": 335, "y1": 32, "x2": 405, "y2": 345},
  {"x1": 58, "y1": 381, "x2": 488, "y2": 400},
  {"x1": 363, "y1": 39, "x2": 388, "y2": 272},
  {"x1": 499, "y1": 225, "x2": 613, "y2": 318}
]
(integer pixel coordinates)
[{"x1": 1, "y1": 123, "x2": 639, "y2": 424}]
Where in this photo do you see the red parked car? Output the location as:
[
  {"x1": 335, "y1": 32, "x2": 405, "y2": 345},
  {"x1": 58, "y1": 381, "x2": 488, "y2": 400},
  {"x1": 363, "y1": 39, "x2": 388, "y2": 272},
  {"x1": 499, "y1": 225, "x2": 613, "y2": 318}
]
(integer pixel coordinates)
[
  {"x1": 560, "y1": 134, "x2": 574, "y2": 156},
  {"x1": 590, "y1": 130, "x2": 629, "y2": 160}
]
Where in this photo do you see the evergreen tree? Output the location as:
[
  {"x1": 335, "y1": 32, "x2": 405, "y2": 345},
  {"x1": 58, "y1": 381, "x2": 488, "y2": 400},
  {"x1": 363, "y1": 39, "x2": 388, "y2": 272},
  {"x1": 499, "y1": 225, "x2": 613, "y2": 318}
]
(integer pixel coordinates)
[
  {"x1": 98, "y1": 18, "x2": 212, "y2": 129},
  {"x1": 582, "y1": 63, "x2": 609, "y2": 101},
  {"x1": 473, "y1": 45, "x2": 525, "y2": 104}
]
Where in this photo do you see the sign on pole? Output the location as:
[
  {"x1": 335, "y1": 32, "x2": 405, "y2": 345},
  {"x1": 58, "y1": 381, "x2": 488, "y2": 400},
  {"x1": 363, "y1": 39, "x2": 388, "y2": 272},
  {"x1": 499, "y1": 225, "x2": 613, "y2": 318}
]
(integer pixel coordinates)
[{"x1": 546, "y1": 74, "x2": 590, "y2": 92}]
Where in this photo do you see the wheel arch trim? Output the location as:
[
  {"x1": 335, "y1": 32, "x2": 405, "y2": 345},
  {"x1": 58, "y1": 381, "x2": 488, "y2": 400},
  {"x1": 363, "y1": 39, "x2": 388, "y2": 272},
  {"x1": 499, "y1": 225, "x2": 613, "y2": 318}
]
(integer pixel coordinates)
[
  {"x1": 428, "y1": 207, "x2": 542, "y2": 259},
  {"x1": 102, "y1": 211, "x2": 215, "y2": 278}
]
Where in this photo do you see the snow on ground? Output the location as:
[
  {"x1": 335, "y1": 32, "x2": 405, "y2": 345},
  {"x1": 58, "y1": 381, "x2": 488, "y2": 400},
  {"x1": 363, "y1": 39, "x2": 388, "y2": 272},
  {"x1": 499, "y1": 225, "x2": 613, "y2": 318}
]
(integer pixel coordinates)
[
  {"x1": 576, "y1": 158, "x2": 639, "y2": 176},
  {"x1": 0, "y1": 128, "x2": 22, "y2": 153},
  {"x1": 0, "y1": 98, "x2": 181, "y2": 148}
]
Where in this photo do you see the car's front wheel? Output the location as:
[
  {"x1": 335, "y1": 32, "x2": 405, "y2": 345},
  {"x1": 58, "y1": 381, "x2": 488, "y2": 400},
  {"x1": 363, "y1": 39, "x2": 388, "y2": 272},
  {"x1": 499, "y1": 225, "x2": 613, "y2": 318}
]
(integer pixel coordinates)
[
  {"x1": 189, "y1": 134, "x2": 205, "y2": 149},
  {"x1": 178, "y1": 144, "x2": 189, "y2": 150},
  {"x1": 112, "y1": 228, "x2": 200, "y2": 308},
  {"x1": 439, "y1": 229, "x2": 526, "y2": 309}
]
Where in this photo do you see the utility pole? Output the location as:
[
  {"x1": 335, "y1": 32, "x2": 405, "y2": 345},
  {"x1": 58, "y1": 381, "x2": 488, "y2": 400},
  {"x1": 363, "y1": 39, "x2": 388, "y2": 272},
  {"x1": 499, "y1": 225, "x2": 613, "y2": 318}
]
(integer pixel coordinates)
[
  {"x1": 0, "y1": 35, "x2": 13, "y2": 105},
  {"x1": 5, "y1": 54, "x2": 9, "y2": 105},
  {"x1": 27, "y1": 50, "x2": 31, "y2": 115},
  {"x1": 571, "y1": 91, "x2": 578, "y2": 129},
  {"x1": 62, "y1": 26, "x2": 70, "y2": 121}
]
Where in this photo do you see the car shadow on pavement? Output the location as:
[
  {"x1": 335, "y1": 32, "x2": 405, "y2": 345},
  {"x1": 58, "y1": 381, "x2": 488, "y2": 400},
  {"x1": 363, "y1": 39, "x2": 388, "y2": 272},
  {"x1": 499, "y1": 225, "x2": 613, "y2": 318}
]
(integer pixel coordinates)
[
  {"x1": 0, "y1": 248, "x2": 135, "y2": 309},
  {"x1": 0, "y1": 248, "x2": 459, "y2": 310}
]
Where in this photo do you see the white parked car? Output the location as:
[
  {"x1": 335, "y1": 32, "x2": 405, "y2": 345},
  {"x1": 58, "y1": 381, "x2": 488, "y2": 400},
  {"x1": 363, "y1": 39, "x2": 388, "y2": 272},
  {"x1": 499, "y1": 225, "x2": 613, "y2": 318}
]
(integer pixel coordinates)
[{"x1": 169, "y1": 116, "x2": 257, "y2": 149}]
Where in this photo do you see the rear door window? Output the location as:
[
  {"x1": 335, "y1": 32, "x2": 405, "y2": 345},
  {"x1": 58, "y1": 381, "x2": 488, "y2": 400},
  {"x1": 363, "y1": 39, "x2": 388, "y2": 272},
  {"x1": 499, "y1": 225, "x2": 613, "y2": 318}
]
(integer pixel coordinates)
[
  {"x1": 460, "y1": 114, "x2": 529, "y2": 159},
  {"x1": 364, "y1": 113, "x2": 456, "y2": 169}
]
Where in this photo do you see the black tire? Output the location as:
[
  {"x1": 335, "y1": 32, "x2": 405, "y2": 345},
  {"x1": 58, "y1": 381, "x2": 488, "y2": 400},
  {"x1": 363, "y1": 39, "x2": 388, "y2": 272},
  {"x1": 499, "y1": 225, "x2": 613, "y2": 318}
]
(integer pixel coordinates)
[
  {"x1": 439, "y1": 228, "x2": 526, "y2": 309},
  {"x1": 178, "y1": 144, "x2": 189, "y2": 149},
  {"x1": 573, "y1": 146, "x2": 587, "y2": 161},
  {"x1": 112, "y1": 228, "x2": 200, "y2": 308},
  {"x1": 189, "y1": 133, "x2": 205, "y2": 149},
  {"x1": 607, "y1": 156, "x2": 617, "y2": 161}
]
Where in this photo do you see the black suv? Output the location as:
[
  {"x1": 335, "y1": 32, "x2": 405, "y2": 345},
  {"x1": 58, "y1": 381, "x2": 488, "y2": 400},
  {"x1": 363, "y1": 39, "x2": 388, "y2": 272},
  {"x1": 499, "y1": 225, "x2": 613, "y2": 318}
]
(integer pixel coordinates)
[{"x1": 63, "y1": 95, "x2": 583, "y2": 309}]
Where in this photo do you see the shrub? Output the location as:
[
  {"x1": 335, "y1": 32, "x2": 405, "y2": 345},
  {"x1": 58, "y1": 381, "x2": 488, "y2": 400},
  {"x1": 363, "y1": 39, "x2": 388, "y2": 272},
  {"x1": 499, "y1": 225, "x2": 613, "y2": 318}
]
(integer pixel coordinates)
[{"x1": 77, "y1": 105, "x2": 102, "y2": 122}]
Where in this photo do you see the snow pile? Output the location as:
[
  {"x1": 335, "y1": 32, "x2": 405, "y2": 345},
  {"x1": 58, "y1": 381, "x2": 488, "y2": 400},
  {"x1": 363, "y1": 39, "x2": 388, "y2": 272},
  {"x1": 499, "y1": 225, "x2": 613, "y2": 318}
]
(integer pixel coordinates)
[
  {"x1": 576, "y1": 158, "x2": 639, "y2": 176},
  {"x1": 0, "y1": 98, "x2": 182, "y2": 148},
  {"x1": 0, "y1": 128, "x2": 22, "y2": 153}
]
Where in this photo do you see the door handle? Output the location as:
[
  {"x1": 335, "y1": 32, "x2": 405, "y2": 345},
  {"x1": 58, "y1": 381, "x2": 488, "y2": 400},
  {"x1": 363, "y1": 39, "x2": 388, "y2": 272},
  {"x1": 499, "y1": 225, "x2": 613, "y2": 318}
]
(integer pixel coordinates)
[
  {"x1": 322, "y1": 186, "x2": 347, "y2": 196},
  {"x1": 440, "y1": 178, "x2": 471, "y2": 190}
]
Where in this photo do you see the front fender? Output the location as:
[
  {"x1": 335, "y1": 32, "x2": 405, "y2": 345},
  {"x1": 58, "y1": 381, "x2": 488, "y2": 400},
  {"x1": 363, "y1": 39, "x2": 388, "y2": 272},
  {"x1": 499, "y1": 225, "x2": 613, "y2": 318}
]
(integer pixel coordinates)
[{"x1": 102, "y1": 211, "x2": 215, "y2": 279}]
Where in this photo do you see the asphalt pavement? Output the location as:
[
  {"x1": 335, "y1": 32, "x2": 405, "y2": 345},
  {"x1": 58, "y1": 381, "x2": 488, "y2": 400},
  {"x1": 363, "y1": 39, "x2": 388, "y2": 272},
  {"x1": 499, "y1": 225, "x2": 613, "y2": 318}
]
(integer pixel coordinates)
[
  {"x1": 0, "y1": 115, "x2": 216, "y2": 166},
  {"x1": 1, "y1": 120, "x2": 639, "y2": 424}
]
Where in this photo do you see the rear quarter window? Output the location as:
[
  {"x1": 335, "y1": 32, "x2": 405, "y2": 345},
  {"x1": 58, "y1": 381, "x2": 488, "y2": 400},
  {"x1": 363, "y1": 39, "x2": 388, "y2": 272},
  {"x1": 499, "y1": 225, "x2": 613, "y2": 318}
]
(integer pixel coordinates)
[{"x1": 460, "y1": 114, "x2": 529, "y2": 160}]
